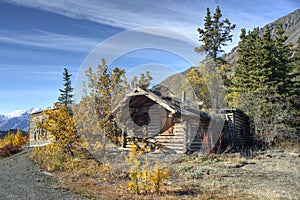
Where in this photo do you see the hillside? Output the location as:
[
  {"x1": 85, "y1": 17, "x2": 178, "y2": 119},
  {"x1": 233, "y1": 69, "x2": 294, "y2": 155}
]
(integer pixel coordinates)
[
  {"x1": 152, "y1": 67, "x2": 192, "y2": 100},
  {"x1": 155, "y1": 9, "x2": 300, "y2": 95},
  {"x1": 0, "y1": 108, "x2": 41, "y2": 132},
  {"x1": 224, "y1": 8, "x2": 300, "y2": 69}
]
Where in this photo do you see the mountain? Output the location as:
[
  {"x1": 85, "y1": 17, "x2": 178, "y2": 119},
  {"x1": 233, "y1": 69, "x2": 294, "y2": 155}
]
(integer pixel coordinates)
[
  {"x1": 152, "y1": 67, "x2": 192, "y2": 99},
  {"x1": 223, "y1": 8, "x2": 300, "y2": 69},
  {"x1": 0, "y1": 108, "x2": 42, "y2": 132},
  {"x1": 154, "y1": 9, "x2": 300, "y2": 96}
]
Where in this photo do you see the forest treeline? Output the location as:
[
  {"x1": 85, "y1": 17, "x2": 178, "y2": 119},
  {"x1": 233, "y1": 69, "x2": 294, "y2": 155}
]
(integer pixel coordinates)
[{"x1": 185, "y1": 6, "x2": 300, "y2": 146}]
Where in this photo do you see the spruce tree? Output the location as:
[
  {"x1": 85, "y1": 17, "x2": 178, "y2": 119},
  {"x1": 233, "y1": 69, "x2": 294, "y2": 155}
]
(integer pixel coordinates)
[
  {"x1": 188, "y1": 6, "x2": 235, "y2": 109},
  {"x1": 290, "y1": 38, "x2": 300, "y2": 135},
  {"x1": 231, "y1": 25, "x2": 298, "y2": 145},
  {"x1": 58, "y1": 68, "x2": 73, "y2": 109},
  {"x1": 195, "y1": 6, "x2": 236, "y2": 64}
]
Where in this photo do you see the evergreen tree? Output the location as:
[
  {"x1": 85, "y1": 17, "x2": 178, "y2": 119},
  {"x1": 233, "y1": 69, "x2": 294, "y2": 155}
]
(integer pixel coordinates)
[
  {"x1": 195, "y1": 6, "x2": 236, "y2": 64},
  {"x1": 58, "y1": 68, "x2": 73, "y2": 108},
  {"x1": 186, "y1": 6, "x2": 234, "y2": 109},
  {"x1": 231, "y1": 25, "x2": 298, "y2": 145},
  {"x1": 290, "y1": 38, "x2": 300, "y2": 134}
]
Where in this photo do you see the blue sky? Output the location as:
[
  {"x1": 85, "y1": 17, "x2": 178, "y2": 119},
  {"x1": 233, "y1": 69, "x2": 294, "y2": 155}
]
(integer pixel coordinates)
[{"x1": 0, "y1": 0, "x2": 299, "y2": 114}]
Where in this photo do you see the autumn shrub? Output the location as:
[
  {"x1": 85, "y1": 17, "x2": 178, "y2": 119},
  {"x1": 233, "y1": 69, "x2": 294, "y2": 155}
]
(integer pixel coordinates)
[
  {"x1": 126, "y1": 143, "x2": 169, "y2": 195},
  {"x1": 31, "y1": 143, "x2": 84, "y2": 171},
  {"x1": 149, "y1": 161, "x2": 169, "y2": 194},
  {"x1": 126, "y1": 144, "x2": 143, "y2": 194},
  {"x1": 0, "y1": 129, "x2": 26, "y2": 158},
  {"x1": 0, "y1": 144, "x2": 22, "y2": 157}
]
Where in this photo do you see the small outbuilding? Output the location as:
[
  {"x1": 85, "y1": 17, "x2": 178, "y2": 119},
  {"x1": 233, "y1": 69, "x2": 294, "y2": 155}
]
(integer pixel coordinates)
[{"x1": 29, "y1": 111, "x2": 52, "y2": 147}]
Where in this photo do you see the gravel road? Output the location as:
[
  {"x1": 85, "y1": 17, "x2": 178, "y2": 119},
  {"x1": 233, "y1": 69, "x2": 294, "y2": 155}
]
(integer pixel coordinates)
[{"x1": 0, "y1": 148, "x2": 87, "y2": 200}]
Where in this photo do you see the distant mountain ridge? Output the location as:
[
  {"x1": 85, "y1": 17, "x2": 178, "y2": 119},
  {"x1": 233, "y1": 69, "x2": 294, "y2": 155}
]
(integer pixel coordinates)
[
  {"x1": 224, "y1": 8, "x2": 300, "y2": 69},
  {"x1": 154, "y1": 9, "x2": 300, "y2": 96},
  {"x1": 0, "y1": 108, "x2": 42, "y2": 132}
]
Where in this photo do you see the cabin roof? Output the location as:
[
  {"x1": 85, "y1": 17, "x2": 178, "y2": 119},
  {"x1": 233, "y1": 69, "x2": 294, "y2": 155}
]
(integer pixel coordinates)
[
  {"x1": 221, "y1": 108, "x2": 249, "y2": 119},
  {"x1": 30, "y1": 110, "x2": 44, "y2": 115},
  {"x1": 113, "y1": 87, "x2": 209, "y2": 118},
  {"x1": 127, "y1": 87, "x2": 178, "y2": 113}
]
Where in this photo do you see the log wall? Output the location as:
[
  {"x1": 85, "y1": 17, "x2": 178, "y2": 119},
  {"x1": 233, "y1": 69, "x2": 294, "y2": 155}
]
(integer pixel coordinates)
[
  {"x1": 186, "y1": 117, "x2": 210, "y2": 153},
  {"x1": 222, "y1": 109, "x2": 253, "y2": 149}
]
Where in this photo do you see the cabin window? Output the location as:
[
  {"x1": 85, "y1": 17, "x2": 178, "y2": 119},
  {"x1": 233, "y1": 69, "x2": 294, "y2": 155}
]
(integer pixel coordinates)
[
  {"x1": 34, "y1": 130, "x2": 37, "y2": 140},
  {"x1": 240, "y1": 128, "x2": 245, "y2": 136},
  {"x1": 160, "y1": 117, "x2": 173, "y2": 135}
]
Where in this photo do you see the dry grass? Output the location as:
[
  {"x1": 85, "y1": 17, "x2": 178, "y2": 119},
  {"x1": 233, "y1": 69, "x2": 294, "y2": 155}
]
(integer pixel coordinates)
[{"x1": 33, "y1": 144, "x2": 300, "y2": 200}]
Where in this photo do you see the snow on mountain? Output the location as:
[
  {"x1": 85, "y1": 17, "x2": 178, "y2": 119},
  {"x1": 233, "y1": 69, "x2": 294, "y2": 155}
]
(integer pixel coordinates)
[
  {"x1": 4, "y1": 110, "x2": 26, "y2": 118},
  {"x1": 0, "y1": 114, "x2": 6, "y2": 122},
  {"x1": 0, "y1": 108, "x2": 42, "y2": 132},
  {"x1": 28, "y1": 107, "x2": 42, "y2": 114}
]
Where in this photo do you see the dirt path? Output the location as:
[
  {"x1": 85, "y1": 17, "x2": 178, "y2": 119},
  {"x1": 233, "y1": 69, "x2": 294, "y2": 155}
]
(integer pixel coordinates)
[{"x1": 0, "y1": 148, "x2": 87, "y2": 200}]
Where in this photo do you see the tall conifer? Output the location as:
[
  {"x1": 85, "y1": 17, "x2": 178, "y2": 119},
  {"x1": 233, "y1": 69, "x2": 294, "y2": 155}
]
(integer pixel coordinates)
[
  {"x1": 195, "y1": 6, "x2": 236, "y2": 64},
  {"x1": 58, "y1": 68, "x2": 73, "y2": 109},
  {"x1": 231, "y1": 25, "x2": 298, "y2": 144}
]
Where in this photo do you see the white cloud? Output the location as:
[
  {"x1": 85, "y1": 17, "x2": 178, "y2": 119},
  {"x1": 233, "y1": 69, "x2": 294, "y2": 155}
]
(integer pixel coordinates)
[
  {"x1": 0, "y1": 30, "x2": 98, "y2": 52},
  {"x1": 3, "y1": 0, "x2": 299, "y2": 53},
  {"x1": 3, "y1": 0, "x2": 203, "y2": 42}
]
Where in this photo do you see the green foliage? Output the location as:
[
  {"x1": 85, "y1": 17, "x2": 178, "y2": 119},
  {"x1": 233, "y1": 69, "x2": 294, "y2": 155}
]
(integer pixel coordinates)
[
  {"x1": 195, "y1": 6, "x2": 236, "y2": 64},
  {"x1": 290, "y1": 38, "x2": 300, "y2": 135},
  {"x1": 186, "y1": 6, "x2": 234, "y2": 109},
  {"x1": 230, "y1": 26, "x2": 299, "y2": 145},
  {"x1": 58, "y1": 68, "x2": 74, "y2": 108}
]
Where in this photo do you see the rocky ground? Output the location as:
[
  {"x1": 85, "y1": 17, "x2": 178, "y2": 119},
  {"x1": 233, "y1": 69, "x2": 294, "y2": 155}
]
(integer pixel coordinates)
[
  {"x1": 0, "y1": 148, "x2": 87, "y2": 200},
  {"x1": 167, "y1": 149, "x2": 300, "y2": 199},
  {"x1": 1, "y1": 146, "x2": 299, "y2": 200}
]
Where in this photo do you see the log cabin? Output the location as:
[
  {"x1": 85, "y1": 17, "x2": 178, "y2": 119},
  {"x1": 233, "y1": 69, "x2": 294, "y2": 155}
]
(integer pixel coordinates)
[{"x1": 114, "y1": 87, "x2": 254, "y2": 154}]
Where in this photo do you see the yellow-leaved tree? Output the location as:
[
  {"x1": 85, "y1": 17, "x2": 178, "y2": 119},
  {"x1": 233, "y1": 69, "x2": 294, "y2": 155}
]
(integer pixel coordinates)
[
  {"x1": 74, "y1": 58, "x2": 127, "y2": 160},
  {"x1": 3, "y1": 130, "x2": 15, "y2": 146},
  {"x1": 38, "y1": 103, "x2": 79, "y2": 156},
  {"x1": 13, "y1": 129, "x2": 25, "y2": 146}
]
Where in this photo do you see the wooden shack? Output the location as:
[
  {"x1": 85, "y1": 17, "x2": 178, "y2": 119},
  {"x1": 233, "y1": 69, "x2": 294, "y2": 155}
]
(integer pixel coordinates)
[
  {"x1": 29, "y1": 111, "x2": 52, "y2": 147},
  {"x1": 115, "y1": 87, "x2": 253, "y2": 154},
  {"x1": 221, "y1": 109, "x2": 254, "y2": 149},
  {"x1": 114, "y1": 87, "x2": 210, "y2": 153}
]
